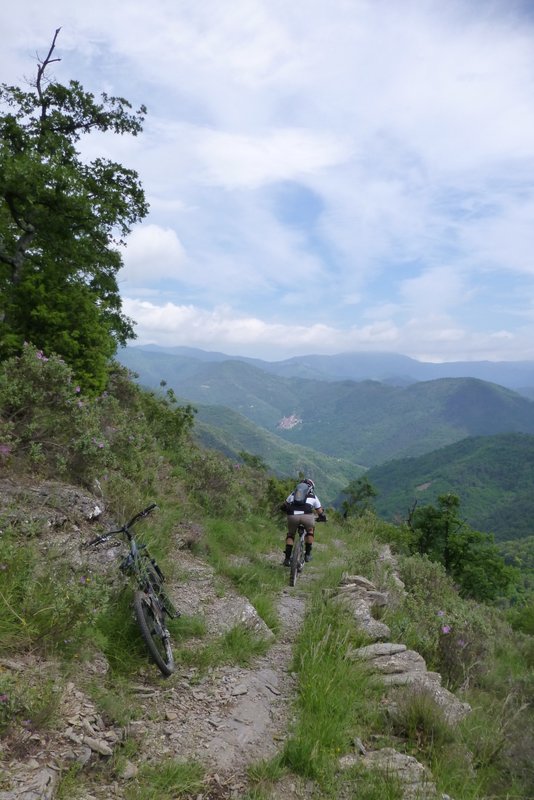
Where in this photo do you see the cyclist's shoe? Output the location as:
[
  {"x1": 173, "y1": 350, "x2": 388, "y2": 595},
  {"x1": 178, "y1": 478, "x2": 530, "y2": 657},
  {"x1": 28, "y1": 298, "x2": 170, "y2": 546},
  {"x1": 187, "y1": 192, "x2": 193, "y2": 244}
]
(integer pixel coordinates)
[
  {"x1": 304, "y1": 552, "x2": 312, "y2": 563},
  {"x1": 283, "y1": 557, "x2": 291, "y2": 567}
]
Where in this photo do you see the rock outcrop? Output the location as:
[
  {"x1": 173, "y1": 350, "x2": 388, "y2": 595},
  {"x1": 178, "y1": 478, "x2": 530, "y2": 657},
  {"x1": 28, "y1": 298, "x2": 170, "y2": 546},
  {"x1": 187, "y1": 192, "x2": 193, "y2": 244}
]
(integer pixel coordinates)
[{"x1": 333, "y1": 547, "x2": 470, "y2": 799}]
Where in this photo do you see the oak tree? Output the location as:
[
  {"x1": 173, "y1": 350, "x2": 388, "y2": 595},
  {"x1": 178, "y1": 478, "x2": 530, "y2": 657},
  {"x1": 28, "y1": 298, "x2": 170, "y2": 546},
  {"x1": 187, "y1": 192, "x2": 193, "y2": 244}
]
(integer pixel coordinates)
[{"x1": 0, "y1": 29, "x2": 148, "y2": 390}]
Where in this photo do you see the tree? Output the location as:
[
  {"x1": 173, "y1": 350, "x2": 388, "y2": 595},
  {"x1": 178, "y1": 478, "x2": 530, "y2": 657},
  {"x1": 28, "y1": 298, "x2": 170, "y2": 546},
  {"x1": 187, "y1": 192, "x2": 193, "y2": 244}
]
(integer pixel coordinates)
[
  {"x1": 409, "y1": 493, "x2": 461, "y2": 565},
  {"x1": 0, "y1": 29, "x2": 148, "y2": 391},
  {"x1": 408, "y1": 493, "x2": 518, "y2": 602},
  {"x1": 341, "y1": 476, "x2": 377, "y2": 518}
]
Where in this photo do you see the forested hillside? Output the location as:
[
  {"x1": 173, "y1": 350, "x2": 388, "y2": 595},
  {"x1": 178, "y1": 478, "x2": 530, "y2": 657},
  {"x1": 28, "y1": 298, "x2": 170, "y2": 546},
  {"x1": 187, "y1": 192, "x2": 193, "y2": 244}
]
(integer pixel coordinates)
[
  {"x1": 367, "y1": 433, "x2": 534, "y2": 542},
  {"x1": 194, "y1": 403, "x2": 365, "y2": 502}
]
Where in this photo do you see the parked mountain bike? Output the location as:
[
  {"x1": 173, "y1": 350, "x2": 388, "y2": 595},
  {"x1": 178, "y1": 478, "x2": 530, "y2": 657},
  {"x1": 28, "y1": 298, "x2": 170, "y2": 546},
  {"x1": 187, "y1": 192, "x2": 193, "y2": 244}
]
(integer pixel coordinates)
[{"x1": 85, "y1": 503, "x2": 179, "y2": 677}]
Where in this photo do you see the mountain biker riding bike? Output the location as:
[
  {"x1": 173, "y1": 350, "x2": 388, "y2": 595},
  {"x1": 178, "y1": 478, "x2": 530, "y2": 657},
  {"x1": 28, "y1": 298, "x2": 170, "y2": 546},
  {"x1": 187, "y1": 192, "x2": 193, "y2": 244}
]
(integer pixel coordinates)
[{"x1": 282, "y1": 478, "x2": 326, "y2": 566}]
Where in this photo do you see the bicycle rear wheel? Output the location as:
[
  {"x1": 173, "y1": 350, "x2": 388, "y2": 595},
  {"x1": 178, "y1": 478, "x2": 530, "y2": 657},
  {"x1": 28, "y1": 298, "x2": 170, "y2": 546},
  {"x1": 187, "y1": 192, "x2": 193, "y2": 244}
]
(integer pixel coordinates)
[
  {"x1": 289, "y1": 535, "x2": 302, "y2": 587},
  {"x1": 133, "y1": 590, "x2": 174, "y2": 677}
]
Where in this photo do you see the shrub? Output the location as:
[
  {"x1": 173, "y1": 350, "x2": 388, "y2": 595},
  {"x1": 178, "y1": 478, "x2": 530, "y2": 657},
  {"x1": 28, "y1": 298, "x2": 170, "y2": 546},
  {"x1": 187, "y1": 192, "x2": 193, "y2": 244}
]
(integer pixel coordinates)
[
  {"x1": 181, "y1": 447, "x2": 256, "y2": 515},
  {"x1": 0, "y1": 346, "x2": 193, "y2": 502},
  {"x1": 385, "y1": 554, "x2": 498, "y2": 689}
]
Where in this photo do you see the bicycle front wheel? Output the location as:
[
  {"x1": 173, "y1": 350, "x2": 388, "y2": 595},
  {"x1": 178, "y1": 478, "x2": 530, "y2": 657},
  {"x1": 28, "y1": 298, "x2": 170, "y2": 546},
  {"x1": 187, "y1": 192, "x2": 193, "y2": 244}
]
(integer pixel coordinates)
[
  {"x1": 133, "y1": 591, "x2": 174, "y2": 677},
  {"x1": 289, "y1": 536, "x2": 302, "y2": 587}
]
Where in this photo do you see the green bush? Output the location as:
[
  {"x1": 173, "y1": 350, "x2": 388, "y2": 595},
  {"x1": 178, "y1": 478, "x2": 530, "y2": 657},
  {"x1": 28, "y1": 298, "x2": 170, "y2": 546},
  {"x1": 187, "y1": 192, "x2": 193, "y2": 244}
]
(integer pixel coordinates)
[
  {"x1": 181, "y1": 447, "x2": 260, "y2": 515},
  {"x1": 385, "y1": 554, "x2": 498, "y2": 689},
  {"x1": 0, "y1": 345, "x2": 193, "y2": 501}
]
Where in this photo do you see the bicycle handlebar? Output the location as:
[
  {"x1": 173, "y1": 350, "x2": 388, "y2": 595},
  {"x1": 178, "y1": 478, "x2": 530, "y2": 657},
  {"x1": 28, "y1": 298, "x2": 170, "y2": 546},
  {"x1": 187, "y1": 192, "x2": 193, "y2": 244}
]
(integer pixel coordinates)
[
  {"x1": 83, "y1": 503, "x2": 158, "y2": 548},
  {"x1": 124, "y1": 503, "x2": 157, "y2": 531}
]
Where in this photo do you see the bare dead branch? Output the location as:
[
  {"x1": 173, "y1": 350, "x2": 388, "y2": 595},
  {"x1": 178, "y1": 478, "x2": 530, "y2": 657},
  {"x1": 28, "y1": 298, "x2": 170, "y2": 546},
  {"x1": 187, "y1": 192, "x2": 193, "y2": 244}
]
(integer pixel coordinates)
[{"x1": 36, "y1": 28, "x2": 62, "y2": 119}]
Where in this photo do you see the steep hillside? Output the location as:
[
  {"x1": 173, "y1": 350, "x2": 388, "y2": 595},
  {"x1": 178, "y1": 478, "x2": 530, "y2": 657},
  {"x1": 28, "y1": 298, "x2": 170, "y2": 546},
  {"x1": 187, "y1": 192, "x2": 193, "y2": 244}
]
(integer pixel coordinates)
[
  {"x1": 3, "y1": 349, "x2": 534, "y2": 800},
  {"x1": 367, "y1": 433, "x2": 534, "y2": 541},
  {"x1": 193, "y1": 404, "x2": 365, "y2": 503}
]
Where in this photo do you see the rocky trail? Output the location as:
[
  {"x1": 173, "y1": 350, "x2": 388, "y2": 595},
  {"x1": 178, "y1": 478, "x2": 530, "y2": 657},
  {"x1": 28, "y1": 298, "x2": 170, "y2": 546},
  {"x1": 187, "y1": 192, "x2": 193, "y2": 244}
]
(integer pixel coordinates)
[
  {"x1": 0, "y1": 480, "x2": 316, "y2": 799},
  {"x1": 112, "y1": 551, "x2": 311, "y2": 797},
  {"x1": 1, "y1": 481, "x2": 469, "y2": 800}
]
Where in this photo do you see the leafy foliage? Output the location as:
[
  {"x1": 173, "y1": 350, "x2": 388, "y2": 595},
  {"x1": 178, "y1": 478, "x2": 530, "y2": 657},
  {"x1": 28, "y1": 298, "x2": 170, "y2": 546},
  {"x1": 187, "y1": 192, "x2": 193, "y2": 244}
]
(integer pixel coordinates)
[
  {"x1": 339, "y1": 476, "x2": 378, "y2": 518},
  {"x1": 0, "y1": 343, "x2": 194, "y2": 496},
  {"x1": 0, "y1": 30, "x2": 148, "y2": 391},
  {"x1": 406, "y1": 494, "x2": 518, "y2": 602}
]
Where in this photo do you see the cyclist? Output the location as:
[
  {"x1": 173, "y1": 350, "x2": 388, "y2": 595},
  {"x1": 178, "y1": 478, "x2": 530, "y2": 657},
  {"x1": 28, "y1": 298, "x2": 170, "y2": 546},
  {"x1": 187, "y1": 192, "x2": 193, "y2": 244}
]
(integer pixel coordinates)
[{"x1": 282, "y1": 478, "x2": 326, "y2": 566}]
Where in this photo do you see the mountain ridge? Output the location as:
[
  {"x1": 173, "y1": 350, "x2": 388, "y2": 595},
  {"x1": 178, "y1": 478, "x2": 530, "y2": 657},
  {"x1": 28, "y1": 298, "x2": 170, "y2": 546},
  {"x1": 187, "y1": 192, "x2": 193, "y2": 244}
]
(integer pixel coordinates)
[
  {"x1": 122, "y1": 344, "x2": 534, "y2": 394},
  {"x1": 118, "y1": 345, "x2": 534, "y2": 468}
]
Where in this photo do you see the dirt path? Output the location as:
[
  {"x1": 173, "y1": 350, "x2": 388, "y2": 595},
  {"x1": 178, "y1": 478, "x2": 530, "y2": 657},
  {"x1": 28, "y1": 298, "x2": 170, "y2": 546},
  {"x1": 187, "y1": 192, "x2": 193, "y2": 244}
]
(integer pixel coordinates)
[{"x1": 124, "y1": 552, "x2": 312, "y2": 796}]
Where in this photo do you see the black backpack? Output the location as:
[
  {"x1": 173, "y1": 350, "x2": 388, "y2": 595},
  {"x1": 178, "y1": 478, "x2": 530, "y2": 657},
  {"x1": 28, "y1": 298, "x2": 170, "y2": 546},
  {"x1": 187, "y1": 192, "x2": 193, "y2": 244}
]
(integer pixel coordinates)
[
  {"x1": 291, "y1": 481, "x2": 314, "y2": 513},
  {"x1": 293, "y1": 481, "x2": 311, "y2": 504}
]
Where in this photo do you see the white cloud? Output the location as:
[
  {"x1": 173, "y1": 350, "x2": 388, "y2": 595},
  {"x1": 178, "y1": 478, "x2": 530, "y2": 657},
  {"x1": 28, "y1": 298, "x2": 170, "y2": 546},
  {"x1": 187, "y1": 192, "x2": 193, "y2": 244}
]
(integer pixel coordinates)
[
  {"x1": 399, "y1": 266, "x2": 472, "y2": 313},
  {"x1": 120, "y1": 224, "x2": 187, "y2": 284},
  {"x1": 191, "y1": 127, "x2": 352, "y2": 189},
  {"x1": 123, "y1": 298, "x2": 534, "y2": 362},
  {"x1": 460, "y1": 198, "x2": 534, "y2": 276},
  {"x1": 4, "y1": 1, "x2": 534, "y2": 362}
]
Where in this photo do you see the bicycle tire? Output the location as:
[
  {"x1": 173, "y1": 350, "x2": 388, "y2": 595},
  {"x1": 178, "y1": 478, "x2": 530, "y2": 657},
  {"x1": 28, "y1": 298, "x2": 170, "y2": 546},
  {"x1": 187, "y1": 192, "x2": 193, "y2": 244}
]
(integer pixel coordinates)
[
  {"x1": 289, "y1": 535, "x2": 302, "y2": 587},
  {"x1": 133, "y1": 590, "x2": 174, "y2": 677}
]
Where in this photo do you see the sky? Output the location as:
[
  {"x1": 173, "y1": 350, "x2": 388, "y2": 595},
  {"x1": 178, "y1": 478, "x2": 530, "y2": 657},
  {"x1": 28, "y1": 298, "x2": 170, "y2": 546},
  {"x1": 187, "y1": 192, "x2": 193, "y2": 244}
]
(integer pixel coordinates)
[{"x1": 3, "y1": 0, "x2": 534, "y2": 362}]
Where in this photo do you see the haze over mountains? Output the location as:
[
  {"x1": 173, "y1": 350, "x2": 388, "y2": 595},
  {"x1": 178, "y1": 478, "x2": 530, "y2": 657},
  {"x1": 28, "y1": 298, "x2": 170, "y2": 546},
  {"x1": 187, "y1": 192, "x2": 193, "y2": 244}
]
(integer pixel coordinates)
[
  {"x1": 121, "y1": 345, "x2": 534, "y2": 396},
  {"x1": 118, "y1": 345, "x2": 534, "y2": 525}
]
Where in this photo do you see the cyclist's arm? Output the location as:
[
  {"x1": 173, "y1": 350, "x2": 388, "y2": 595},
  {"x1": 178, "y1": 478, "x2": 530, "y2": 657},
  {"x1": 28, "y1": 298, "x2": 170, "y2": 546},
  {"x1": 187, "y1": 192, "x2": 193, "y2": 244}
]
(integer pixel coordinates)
[{"x1": 311, "y1": 497, "x2": 323, "y2": 513}]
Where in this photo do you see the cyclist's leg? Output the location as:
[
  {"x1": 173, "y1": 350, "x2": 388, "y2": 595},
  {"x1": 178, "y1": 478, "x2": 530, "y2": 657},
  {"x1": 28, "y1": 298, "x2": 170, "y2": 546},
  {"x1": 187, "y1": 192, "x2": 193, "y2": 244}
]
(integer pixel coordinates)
[
  {"x1": 284, "y1": 515, "x2": 298, "y2": 565},
  {"x1": 301, "y1": 515, "x2": 315, "y2": 561}
]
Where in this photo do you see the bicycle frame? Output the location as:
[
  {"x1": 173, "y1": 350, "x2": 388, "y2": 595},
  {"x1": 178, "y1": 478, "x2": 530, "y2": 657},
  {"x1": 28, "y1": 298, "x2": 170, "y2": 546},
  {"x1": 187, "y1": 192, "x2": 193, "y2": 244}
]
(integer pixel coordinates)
[{"x1": 85, "y1": 503, "x2": 178, "y2": 676}]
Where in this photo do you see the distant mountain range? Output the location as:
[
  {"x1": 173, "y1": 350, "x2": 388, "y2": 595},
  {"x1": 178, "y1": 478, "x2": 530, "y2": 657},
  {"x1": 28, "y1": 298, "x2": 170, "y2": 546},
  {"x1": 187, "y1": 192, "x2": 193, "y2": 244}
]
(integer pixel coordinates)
[
  {"x1": 118, "y1": 345, "x2": 534, "y2": 510},
  {"x1": 119, "y1": 344, "x2": 534, "y2": 461},
  {"x1": 121, "y1": 345, "x2": 534, "y2": 396}
]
